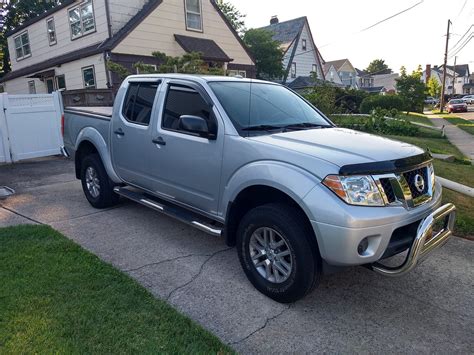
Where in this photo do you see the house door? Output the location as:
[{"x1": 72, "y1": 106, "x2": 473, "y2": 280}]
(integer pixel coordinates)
[{"x1": 46, "y1": 78, "x2": 55, "y2": 93}]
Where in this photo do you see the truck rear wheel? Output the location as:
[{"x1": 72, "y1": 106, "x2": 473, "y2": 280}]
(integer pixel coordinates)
[
  {"x1": 80, "y1": 154, "x2": 119, "y2": 209},
  {"x1": 236, "y1": 203, "x2": 321, "y2": 303}
]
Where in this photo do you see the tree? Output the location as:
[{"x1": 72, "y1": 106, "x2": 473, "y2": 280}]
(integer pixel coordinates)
[
  {"x1": 426, "y1": 77, "x2": 441, "y2": 98},
  {"x1": 395, "y1": 65, "x2": 426, "y2": 113},
  {"x1": 1, "y1": 0, "x2": 60, "y2": 74},
  {"x1": 365, "y1": 59, "x2": 392, "y2": 75},
  {"x1": 216, "y1": 0, "x2": 246, "y2": 37},
  {"x1": 243, "y1": 29, "x2": 284, "y2": 80}
]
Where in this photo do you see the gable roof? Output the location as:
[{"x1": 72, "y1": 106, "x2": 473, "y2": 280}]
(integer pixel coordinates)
[
  {"x1": 324, "y1": 59, "x2": 347, "y2": 71},
  {"x1": 287, "y1": 76, "x2": 344, "y2": 90},
  {"x1": 1, "y1": 0, "x2": 254, "y2": 83},
  {"x1": 446, "y1": 64, "x2": 470, "y2": 77},
  {"x1": 257, "y1": 16, "x2": 324, "y2": 83},
  {"x1": 258, "y1": 17, "x2": 306, "y2": 44}
]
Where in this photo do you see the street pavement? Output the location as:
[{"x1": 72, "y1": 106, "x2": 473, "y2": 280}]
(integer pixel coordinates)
[{"x1": 0, "y1": 157, "x2": 472, "y2": 353}]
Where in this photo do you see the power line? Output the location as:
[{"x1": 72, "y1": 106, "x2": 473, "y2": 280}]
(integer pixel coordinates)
[
  {"x1": 454, "y1": 0, "x2": 468, "y2": 19},
  {"x1": 449, "y1": 24, "x2": 473, "y2": 51},
  {"x1": 449, "y1": 34, "x2": 473, "y2": 57},
  {"x1": 360, "y1": 0, "x2": 424, "y2": 32}
]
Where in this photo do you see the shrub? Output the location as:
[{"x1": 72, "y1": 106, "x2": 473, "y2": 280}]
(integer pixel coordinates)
[{"x1": 360, "y1": 95, "x2": 405, "y2": 114}]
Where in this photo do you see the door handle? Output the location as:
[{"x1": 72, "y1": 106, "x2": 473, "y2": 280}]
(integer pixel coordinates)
[
  {"x1": 114, "y1": 128, "x2": 125, "y2": 136},
  {"x1": 152, "y1": 136, "x2": 166, "y2": 146}
]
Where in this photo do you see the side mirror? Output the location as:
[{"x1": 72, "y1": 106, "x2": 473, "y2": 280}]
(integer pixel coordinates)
[{"x1": 178, "y1": 115, "x2": 216, "y2": 139}]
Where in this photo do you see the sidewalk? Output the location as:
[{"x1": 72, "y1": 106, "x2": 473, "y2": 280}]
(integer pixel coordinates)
[{"x1": 425, "y1": 112, "x2": 474, "y2": 161}]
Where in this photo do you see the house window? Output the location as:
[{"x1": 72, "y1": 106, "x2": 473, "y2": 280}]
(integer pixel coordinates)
[
  {"x1": 14, "y1": 31, "x2": 31, "y2": 60},
  {"x1": 185, "y1": 0, "x2": 202, "y2": 31},
  {"x1": 46, "y1": 78, "x2": 55, "y2": 93},
  {"x1": 291, "y1": 62, "x2": 296, "y2": 78},
  {"x1": 28, "y1": 81, "x2": 36, "y2": 94},
  {"x1": 82, "y1": 66, "x2": 96, "y2": 88},
  {"x1": 312, "y1": 64, "x2": 317, "y2": 73},
  {"x1": 56, "y1": 75, "x2": 66, "y2": 90},
  {"x1": 46, "y1": 18, "x2": 57, "y2": 45},
  {"x1": 302, "y1": 39, "x2": 307, "y2": 51},
  {"x1": 69, "y1": 0, "x2": 95, "y2": 40}
]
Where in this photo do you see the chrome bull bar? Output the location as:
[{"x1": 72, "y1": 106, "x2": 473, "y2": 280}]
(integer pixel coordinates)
[{"x1": 371, "y1": 203, "x2": 456, "y2": 277}]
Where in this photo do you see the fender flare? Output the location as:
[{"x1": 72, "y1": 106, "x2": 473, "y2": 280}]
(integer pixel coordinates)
[
  {"x1": 75, "y1": 127, "x2": 121, "y2": 183},
  {"x1": 221, "y1": 160, "x2": 320, "y2": 220}
]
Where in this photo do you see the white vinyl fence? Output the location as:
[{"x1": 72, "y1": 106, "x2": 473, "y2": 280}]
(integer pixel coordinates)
[{"x1": 0, "y1": 92, "x2": 63, "y2": 163}]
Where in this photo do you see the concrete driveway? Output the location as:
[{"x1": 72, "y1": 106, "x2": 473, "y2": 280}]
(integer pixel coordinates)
[{"x1": 1, "y1": 157, "x2": 473, "y2": 353}]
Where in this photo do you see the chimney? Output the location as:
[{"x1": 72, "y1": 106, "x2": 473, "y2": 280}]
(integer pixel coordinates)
[
  {"x1": 426, "y1": 64, "x2": 431, "y2": 82},
  {"x1": 270, "y1": 16, "x2": 279, "y2": 25}
]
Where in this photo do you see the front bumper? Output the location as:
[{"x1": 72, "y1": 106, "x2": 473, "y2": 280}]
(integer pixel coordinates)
[
  {"x1": 305, "y1": 180, "x2": 448, "y2": 266},
  {"x1": 370, "y1": 203, "x2": 456, "y2": 276}
]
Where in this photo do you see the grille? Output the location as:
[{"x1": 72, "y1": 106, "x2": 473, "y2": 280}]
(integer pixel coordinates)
[
  {"x1": 379, "y1": 178, "x2": 396, "y2": 203},
  {"x1": 403, "y1": 167, "x2": 428, "y2": 199}
]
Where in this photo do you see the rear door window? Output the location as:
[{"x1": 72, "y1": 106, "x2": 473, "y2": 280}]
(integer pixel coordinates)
[{"x1": 122, "y1": 82, "x2": 159, "y2": 126}]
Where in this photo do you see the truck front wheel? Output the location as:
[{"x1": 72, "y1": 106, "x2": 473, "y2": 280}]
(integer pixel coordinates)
[
  {"x1": 80, "y1": 154, "x2": 119, "y2": 209},
  {"x1": 236, "y1": 203, "x2": 322, "y2": 303}
]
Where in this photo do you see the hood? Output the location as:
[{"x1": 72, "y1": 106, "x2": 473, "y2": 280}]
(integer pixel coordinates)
[{"x1": 249, "y1": 127, "x2": 425, "y2": 168}]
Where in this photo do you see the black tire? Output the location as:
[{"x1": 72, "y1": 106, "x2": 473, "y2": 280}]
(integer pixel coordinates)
[
  {"x1": 237, "y1": 203, "x2": 322, "y2": 303},
  {"x1": 80, "y1": 153, "x2": 119, "y2": 209}
]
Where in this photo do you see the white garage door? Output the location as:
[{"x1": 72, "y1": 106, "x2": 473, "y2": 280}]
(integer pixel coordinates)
[{"x1": 0, "y1": 92, "x2": 63, "y2": 163}]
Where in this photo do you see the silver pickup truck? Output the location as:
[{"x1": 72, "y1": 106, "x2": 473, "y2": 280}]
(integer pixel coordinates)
[{"x1": 63, "y1": 74, "x2": 456, "y2": 303}]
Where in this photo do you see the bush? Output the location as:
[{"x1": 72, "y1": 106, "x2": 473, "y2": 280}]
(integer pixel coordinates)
[
  {"x1": 334, "y1": 88, "x2": 368, "y2": 114},
  {"x1": 360, "y1": 95, "x2": 405, "y2": 114},
  {"x1": 331, "y1": 108, "x2": 420, "y2": 136}
]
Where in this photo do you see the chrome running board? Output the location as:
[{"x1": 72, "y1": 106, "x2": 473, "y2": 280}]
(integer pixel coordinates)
[{"x1": 113, "y1": 186, "x2": 223, "y2": 237}]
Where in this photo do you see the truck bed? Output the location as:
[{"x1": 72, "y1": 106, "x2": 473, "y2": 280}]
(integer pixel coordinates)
[
  {"x1": 63, "y1": 106, "x2": 112, "y2": 155},
  {"x1": 64, "y1": 106, "x2": 113, "y2": 118}
]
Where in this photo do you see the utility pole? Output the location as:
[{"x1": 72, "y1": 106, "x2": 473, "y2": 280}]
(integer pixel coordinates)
[
  {"x1": 440, "y1": 19, "x2": 451, "y2": 113},
  {"x1": 453, "y1": 56, "x2": 457, "y2": 95}
]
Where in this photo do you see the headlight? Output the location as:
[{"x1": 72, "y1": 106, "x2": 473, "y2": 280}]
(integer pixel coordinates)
[{"x1": 322, "y1": 175, "x2": 384, "y2": 206}]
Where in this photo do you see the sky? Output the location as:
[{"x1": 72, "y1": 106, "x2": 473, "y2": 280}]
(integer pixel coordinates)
[{"x1": 231, "y1": 0, "x2": 474, "y2": 73}]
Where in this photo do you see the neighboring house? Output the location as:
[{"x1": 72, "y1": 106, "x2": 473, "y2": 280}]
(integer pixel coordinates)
[
  {"x1": 446, "y1": 64, "x2": 471, "y2": 94},
  {"x1": 0, "y1": 0, "x2": 255, "y2": 97},
  {"x1": 372, "y1": 73, "x2": 398, "y2": 94},
  {"x1": 356, "y1": 68, "x2": 374, "y2": 88},
  {"x1": 357, "y1": 69, "x2": 398, "y2": 94},
  {"x1": 257, "y1": 16, "x2": 325, "y2": 84},
  {"x1": 464, "y1": 74, "x2": 474, "y2": 95},
  {"x1": 323, "y1": 63, "x2": 343, "y2": 86},
  {"x1": 423, "y1": 64, "x2": 471, "y2": 95},
  {"x1": 323, "y1": 59, "x2": 357, "y2": 88}
]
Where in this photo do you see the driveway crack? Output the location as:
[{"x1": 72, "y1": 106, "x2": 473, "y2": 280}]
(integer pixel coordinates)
[
  {"x1": 166, "y1": 247, "x2": 233, "y2": 301},
  {"x1": 124, "y1": 253, "x2": 198, "y2": 273},
  {"x1": 0, "y1": 205, "x2": 44, "y2": 225},
  {"x1": 230, "y1": 304, "x2": 292, "y2": 346}
]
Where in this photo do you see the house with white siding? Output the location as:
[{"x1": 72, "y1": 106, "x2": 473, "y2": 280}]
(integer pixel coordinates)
[
  {"x1": 0, "y1": 0, "x2": 255, "y2": 99},
  {"x1": 257, "y1": 16, "x2": 325, "y2": 84},
  {"x1": 323, "y1": 59, "x2": 357, "y2": 89}
]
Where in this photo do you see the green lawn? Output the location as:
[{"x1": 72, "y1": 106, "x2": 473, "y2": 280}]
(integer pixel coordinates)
[
  {"x1": 458, "y1": 125, "x2": 474, "y2": 135},
  {"x1": 385, "y1": 134, "x2": 465, "y2": 159},
  {"x1": 398, "y1": 113, "x2": 434, "y2": 126},
  {"x1": 0, "y1": 225, "x2": 231, "y2": 354},
  {"x1": 384, "y1": 134, "x2": 473, "y2": 238}
]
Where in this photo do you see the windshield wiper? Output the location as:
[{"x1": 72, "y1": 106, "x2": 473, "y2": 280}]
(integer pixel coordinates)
[
  {"x1": 282, "y1": 122, "x2": 329, "y2": 130},
  {"x1": 242, "y1": 124, "x2": 284, "y2": 132}
]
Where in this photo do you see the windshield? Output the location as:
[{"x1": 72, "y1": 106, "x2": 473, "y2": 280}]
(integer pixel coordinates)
[
  {"x1": 208, "y1": 81, "x2": 332, "y2": 135},
  {"x1": 450, "y1": 100, "x2": 464, "y2": 104}
]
